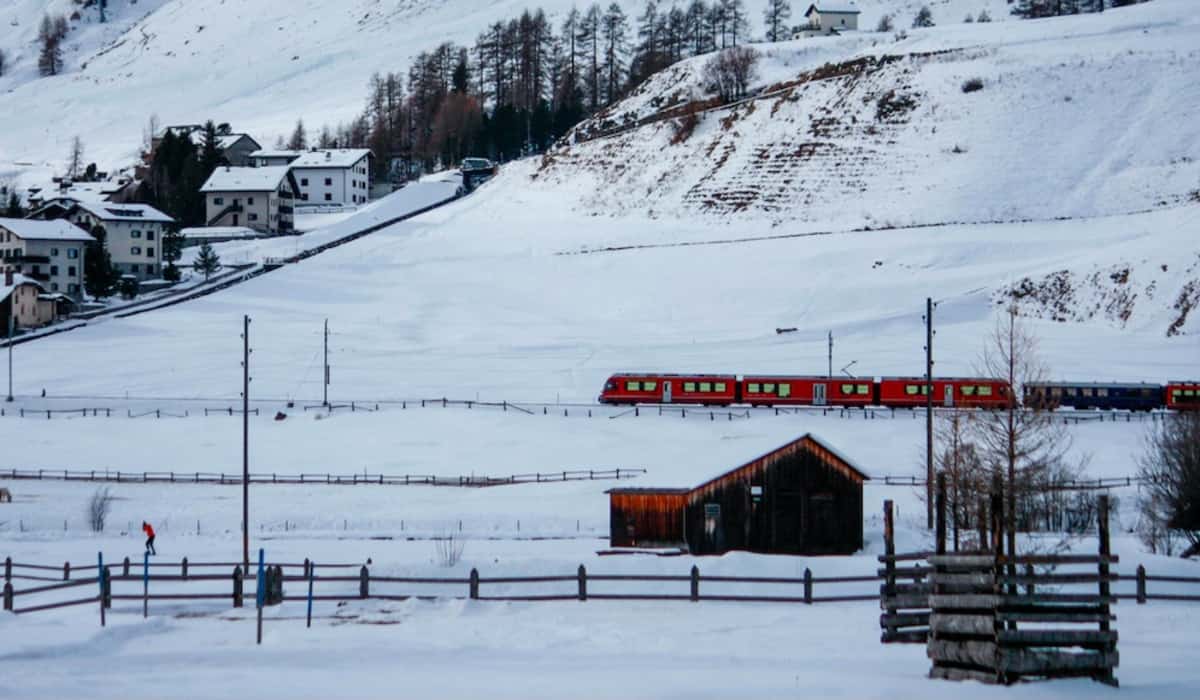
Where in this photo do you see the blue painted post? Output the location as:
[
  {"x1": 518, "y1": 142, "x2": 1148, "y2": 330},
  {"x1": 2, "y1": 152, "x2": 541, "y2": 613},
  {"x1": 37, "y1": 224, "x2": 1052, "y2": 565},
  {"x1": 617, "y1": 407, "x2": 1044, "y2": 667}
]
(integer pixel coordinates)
[
  {"x1": 142, "y1": 551, "x2": 149, "y2": 618},
  {"x1": 256, "y1": 548, "x2": 265, "y2": 645},
  {"x1": 98, "y1": 552, "x2": 106, "y2": 627},
  {"x1": 306, "y1": 563, "x2": 314, "y2": 629}
]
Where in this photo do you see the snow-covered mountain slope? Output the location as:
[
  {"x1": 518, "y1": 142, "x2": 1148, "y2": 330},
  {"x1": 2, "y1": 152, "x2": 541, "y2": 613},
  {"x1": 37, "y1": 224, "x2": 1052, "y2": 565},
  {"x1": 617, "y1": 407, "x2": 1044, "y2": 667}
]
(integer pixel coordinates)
[{"x1": 537, "y1": 0, "x2": 1200, "y2": 228}]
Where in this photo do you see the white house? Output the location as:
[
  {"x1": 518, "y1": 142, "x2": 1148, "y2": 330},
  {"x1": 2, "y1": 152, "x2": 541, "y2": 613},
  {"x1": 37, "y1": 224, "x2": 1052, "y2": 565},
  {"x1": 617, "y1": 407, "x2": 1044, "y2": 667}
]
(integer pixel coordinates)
[
  {"x1": 289, "y1": 149, "x2": 373, "y2": 206},
  {"x1": 249, "y1": 149, "x2": 303, "y2": 168},
  {"x1": 1, "y1": 270, "x2": 57, "y2": 330},
  {"x1": 794, "y1": 3, "x2": 860, "y2": 38},
  {"x1": 199, "y1": 166, "x2": 299, "y2": 234},
  {"x1": 0, "y1": 218, "x2": 94, "y2": 301},
  {"x1": 30, "y1": 200, "x2": 175, "y2": 281}
]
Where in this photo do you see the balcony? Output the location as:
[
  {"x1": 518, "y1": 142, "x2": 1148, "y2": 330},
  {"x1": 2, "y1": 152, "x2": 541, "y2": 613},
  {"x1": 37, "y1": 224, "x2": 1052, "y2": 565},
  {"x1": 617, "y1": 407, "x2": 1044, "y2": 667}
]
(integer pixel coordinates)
[
  {"x1": 278, "y1": 205, "x2": 294, "y2": 215},
  {"x1": 2, "y1": 254, "x2": 51, "y2": 264}
]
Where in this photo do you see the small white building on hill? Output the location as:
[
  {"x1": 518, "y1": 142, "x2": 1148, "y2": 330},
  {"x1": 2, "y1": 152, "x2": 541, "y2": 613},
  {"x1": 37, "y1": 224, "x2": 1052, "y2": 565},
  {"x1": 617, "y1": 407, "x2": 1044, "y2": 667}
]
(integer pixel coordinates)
[
  {"x1": 200, "y1": 166, "x2": 298, "y2": 234},
  {"x1": 290, "y1": 149, "x2": 373, "y2": 206},
  {"x1": 30, "y1": 200, "x2": 175, "y2": 281},
  {"x1": 1, "y1": 270, "x2": 58, "y2": 330},
  {"x1": 794, "y1": 3, "x2": 860, "y2": 37}
]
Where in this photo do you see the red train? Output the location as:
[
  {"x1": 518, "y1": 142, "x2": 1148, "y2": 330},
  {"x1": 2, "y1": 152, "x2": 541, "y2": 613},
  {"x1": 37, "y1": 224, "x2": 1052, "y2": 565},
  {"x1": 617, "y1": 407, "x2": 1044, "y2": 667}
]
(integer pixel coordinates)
[
  {"x1": 598, "y1": 373, "x2": 1013, "y2": 409},
  {"x1": 599, "y1": 373, "x2": 1200, "y2": 411}
]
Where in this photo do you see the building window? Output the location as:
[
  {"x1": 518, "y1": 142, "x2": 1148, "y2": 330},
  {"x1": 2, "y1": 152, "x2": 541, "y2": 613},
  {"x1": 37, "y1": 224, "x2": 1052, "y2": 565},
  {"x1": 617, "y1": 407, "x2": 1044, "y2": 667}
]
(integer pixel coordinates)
[
  {"x1": 248, "y1": 197, "x2": 255, "y2": 205},
  {"x1": 131, "y1": 264, "x2": 140, "y2": 273},
  {"x1": 147, "y1": 264, "x2": 156, "y2": 275},
  {"x1": 132, "y1": 230, "x2": 142, "y2": 239},
  {"x1": 50, "y1": 265, "x2": 58, "y2": 275},
  {"x1": 324, "y1": 178, "x2": 332, "y2": 186},
  {"x1": 68, "y1": 249, "x2": 78, "y2": 259},
  {"x1": 301, "y1": 193, "x2": 309, "y2": 201},
  {"x1": 131, "y1": 247, "x2": 141, "y2": 255},
  {"x1": 248, "y1": 213, "x2": 258, "y2": 221},
  {"x1": 214, "y1": 197, "x2": 224, "y2": 205},
  {"x1": 300, "y1": 178, "x2": 309, "y2": 186},
  {"x1": 68, "y1": 266, "x2": 76, "y2": 276},
  {"x1": 324, "y1": 193, "x2": 332, "y2": 201},
  {"x1": 146, "y1": 231, "x2": 155, "y2": 241},
  {"x1": 146, "y1": 247, "x2": 155, "y2": 258},
  {"x1": 51, "y1": 283, "x2": 59, "y2": 291},
  {"x1": 50, "y1": 247, "x2": 59, "y2": 256},
  {"x1": 68, "y1": 284, "x2": 79, "y2": 293}
]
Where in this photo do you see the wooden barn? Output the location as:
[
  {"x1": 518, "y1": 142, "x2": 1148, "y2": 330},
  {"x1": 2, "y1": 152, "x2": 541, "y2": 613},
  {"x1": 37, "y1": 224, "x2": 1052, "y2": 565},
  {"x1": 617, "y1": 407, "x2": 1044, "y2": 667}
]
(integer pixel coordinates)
[{"x1": 609, "y1": 434, "x2": 868, "y2": 555}]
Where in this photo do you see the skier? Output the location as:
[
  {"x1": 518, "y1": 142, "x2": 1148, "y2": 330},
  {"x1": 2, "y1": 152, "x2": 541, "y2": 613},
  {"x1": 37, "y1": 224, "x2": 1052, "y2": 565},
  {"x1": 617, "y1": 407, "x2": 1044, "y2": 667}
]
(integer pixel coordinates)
[{"x1": 142, "y1": 521, "x2": 157, "y2": 555}]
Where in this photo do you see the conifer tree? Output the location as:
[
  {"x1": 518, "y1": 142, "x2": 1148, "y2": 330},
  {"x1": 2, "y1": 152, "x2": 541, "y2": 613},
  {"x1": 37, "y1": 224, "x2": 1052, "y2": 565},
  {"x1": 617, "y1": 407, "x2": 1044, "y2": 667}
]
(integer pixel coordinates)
[
  {"x1": 194, "y1": 243, "x2": 222, "y2": 282},
  {"x1": 763, "y1": 0, "x2": 792, "y2": 42}
]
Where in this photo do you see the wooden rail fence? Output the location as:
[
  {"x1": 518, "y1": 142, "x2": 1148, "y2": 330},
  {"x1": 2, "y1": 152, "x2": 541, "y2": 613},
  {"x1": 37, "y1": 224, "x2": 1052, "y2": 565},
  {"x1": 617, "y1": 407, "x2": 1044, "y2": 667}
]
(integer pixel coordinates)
[{"x1": 0, "y1": 467, "x2": 645, "y2": 488}]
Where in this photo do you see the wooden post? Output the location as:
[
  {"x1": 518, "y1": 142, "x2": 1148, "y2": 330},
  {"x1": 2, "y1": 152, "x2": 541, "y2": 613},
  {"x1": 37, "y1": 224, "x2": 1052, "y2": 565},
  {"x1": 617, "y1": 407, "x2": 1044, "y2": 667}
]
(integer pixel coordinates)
[
  {"x1": 883, "y1": 500, "x2": 897, "y2": 639},
  {"x1": 803, "y1": 568, "x2": 813, "y2": 604},
  {"x1": 690, "y1": 565, "x2": 700, "y2": 602},
  {"x1": 469, "y1": 568, "x2": 479, "y2": 600},
  {"x1": 142, "y1": 552, "x2": 149, "y2": 619},
  {"x1": 4, "y1": 556, "x2": 10, "y2": 582},
  {"x1": 359, "y1": 565, "x2": 369, "y2": 599},
  {"x1": 1024, "y1": 563, "x2": 1035, "y2": 596},
  {"x1": 63, "y1": 561, "x2": 70, "y2": 581},
  {"x1": 181, "y1": 557, "x2": 188, "y2": 581},
  {"x1": 935, "y1": 473, "x2": 947, "y2": 556},
  {"x1": 232, "y1": 566, "x2": 244, "y2": 608},
  {"x1": 1098, "y1": 495, "x2": 1111, "y2": 633},
  {"x1": 578, "y1": 565, "x2": 587, "y2": 601},
  {"x1": 123, "y1": 557, "x2": 130, "y2": 577},
  {"x1": 2, "y1": 581, "x2": 12, "y2": 611},
  {"x1": 306, "y1": 565, "x2": 315, "y2": 628},
  {"x1": 1136, "y1": 564, "x2": 1146, "y2": 604}
]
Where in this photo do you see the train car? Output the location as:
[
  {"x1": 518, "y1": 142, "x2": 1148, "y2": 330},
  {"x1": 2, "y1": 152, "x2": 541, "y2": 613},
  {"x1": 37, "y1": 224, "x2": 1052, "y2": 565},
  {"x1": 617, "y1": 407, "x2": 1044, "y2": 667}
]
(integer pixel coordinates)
[
  {"x1": 1166, "y1": 381, "x2": 1200, "y2": 411},
  {"x1": 598, "y1": 373, "x2": 737, "y2": 405},
  {"x1": 877, "y1": 377, "x2": 1011, "y2": 409},
  {"x1": 739, "y1": 376, "x2": 875, "y2": 407},
  {"x1": 1023, "y1": 382, "x2": 1163, "y2": 411}
]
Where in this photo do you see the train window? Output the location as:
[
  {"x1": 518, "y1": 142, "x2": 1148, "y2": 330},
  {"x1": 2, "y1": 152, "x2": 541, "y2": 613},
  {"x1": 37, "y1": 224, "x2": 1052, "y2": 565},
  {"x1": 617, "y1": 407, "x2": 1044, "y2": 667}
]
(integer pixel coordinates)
[
  {"x1": 1081, "y1": 388, "x2": 1094, "y2": 397},
  {"x1": 684, "y1": 382, "x2": 697, "y2": 392},
  {"x1": 699, "y1": 382, "x2": 712, "y2": 392},
  {"x1": 1050, "y1": 387, "x2": 1062, "y2": 397},
  {"x1": 841, "y1": 384, "x2": 854, "y2": 395},
  {"x1": 625, "y1": 381, "x2": 641, "y2": 392},
  {"x1": 748, "y1": 383, "x2": 761, "y2": 393},
  {"x1": 1172, "y1": 389, "x2": 1181, "y2": 397},
  {"x1": 1097, "y1": 388, "x2": 1109, "y2": 397},
  {"x1": 857, "y1": 384, "x2": 870, "y2": 395},
  {"x1": 979, "y1": 386, "x2": 993, "y2": 396},
  {"x1": 715, "y1": 382, "x2": 727, "y2": 392},
  {"x1": 961, "y1": 386, "x2": 977, "y2": 396},
  {"x1": 644, "y1": 381, "x2": 657, "y2": 391},
  {"x1": 764, "y1": 383, "x2": 776, "y2": 393},
  {"x1": 778, "y1": 384, "x2": 791, "y2": 398},
  {"x1": 905, "y1": 385, "x2": 919, "y2": 396}
]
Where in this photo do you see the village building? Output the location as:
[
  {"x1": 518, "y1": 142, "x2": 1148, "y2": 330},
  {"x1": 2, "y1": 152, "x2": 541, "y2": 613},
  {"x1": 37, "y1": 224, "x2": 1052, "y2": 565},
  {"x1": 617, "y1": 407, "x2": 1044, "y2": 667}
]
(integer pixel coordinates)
[
  {"x1": 289, "y1": 149, "x2": 373, "y2": 206},
  {"x1": 0, "y1": 270, "x2": 58, "y2": 330},
  {"x1": 154, "y1": 124, "x2": 263, "y2": 167},
  {"x1": 609, "y1": 433, "x2": 867, "y2": 555},
  {"x1": 793, "y1": 3, "x2": 860, "y2": 38},
  {"x1": 249, "y1": 149, "x2": 303, "y2": 168},
  {"x1": 29, "y1": 200, "x2": 174, "y2": 281},
  {"x1": 0, "y1": 218, "x2": 93, "y2": 301},
  {"x1": 199, "y1": 166, "x2": 298, "y2": 234}
]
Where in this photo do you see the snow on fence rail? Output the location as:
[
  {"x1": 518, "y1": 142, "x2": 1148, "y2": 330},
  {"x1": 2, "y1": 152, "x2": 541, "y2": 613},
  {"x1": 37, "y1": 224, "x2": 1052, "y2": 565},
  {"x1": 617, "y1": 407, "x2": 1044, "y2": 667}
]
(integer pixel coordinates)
[{"x1": 0, "y1": 467, "x2": 645, "y2": 488}]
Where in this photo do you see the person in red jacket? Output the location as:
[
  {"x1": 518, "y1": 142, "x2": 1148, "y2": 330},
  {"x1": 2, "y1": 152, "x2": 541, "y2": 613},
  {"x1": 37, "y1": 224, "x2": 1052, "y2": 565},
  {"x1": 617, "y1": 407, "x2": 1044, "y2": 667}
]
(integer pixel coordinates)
[{"x1": 142, "y1": 521, "x2": 156, "y2": 555}]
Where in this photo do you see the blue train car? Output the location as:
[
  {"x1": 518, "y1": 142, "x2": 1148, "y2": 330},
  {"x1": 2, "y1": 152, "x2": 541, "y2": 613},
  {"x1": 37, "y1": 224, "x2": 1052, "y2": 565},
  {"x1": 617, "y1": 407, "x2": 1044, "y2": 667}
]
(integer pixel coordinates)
[{"x1": 1023, "y1": 382, "x2": 1164, "y2": 411}]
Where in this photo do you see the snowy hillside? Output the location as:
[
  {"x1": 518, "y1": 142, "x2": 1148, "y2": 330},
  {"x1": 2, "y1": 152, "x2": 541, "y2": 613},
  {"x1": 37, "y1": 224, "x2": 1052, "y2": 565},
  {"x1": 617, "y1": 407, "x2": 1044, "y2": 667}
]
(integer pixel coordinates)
[{"x1": 540, "y1": 1, "x2": 1200, "y2": 227}]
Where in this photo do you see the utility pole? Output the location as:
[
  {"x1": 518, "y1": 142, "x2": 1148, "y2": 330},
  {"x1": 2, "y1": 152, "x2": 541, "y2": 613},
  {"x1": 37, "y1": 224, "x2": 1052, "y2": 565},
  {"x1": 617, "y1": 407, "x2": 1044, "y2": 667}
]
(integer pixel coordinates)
[
  {"x1": 924, "y1": 297, "x2": 935, "y2": 530},
  {"x1": 242, "y1": 315, "x2": 251, "y2": 572},
  {"x1": 323, "y1": 319, "x2": 329, "y2": 408},
  {"x1": 827, "y1": 331, "x2": 833, "y2": 378},
  {"x1": 6, "y1": 315, "x2": 13, "y2": 402}
]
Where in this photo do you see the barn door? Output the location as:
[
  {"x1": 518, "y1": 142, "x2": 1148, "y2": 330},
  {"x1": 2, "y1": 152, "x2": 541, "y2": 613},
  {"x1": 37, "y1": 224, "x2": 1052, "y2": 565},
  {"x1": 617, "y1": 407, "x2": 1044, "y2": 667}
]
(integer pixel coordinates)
[
  {"x1": 813, "y1": 383, "x2": 827, "y2": 406},
  {"x1": 662, "y1": 381, "x2": 673, "y2": 403},
  {"x1": 943, "y1": 384, "x2": 954, "y2": 408}
]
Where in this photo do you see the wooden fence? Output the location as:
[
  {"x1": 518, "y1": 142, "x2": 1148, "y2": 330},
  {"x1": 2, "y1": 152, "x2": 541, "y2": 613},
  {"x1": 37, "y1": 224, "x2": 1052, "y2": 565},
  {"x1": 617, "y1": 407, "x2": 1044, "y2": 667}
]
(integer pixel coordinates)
[{"x1": 0, "y1": 467, "x2": 644, "y2": 488}]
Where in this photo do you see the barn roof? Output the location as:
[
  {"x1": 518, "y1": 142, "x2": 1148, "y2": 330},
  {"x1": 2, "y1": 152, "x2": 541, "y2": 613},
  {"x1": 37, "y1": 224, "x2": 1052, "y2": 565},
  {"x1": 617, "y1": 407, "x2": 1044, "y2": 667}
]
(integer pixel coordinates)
[{"x1": 610, "y1": 433, "x2": 868, "y2": 494}]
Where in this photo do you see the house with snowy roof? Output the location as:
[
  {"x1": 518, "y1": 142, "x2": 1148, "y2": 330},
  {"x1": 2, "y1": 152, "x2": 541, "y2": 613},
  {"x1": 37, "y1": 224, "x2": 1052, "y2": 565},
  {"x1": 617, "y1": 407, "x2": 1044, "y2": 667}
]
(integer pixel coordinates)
[
  {"x1": 0, "y1": 218, "x2": 94, "y2": 301},
  {"x1": 199, "y1": 166, "x2": 299, "y2": 234},
  {"x1": 249, "y1": 149, "x2": 303, "y2": 168},
  {"x1": 793, "y1": 3, "x2": 860, "y2": 38},
  {"x1": 289, "y1": 149, "x2": 374, "y2": 206},
  {"x1": 0, "y1": 270, "x2": 59, "y2": 330},
  {"x1": 154, "y1": 124, "x2": 263, "y2": 167},
  {"x1": 29, "y1": 199, "x2": 175, "y2": 281}
]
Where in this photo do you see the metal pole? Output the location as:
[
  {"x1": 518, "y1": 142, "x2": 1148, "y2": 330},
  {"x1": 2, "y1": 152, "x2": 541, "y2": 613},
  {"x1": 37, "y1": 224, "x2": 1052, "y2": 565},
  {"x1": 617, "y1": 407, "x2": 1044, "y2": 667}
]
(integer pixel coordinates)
[
  {"x1": 827, "y1": 331, "x2": 832, "y2": 378},
  {"x1": 6, "y1": 315, "x2": 13, "y2": 402},
  {"x1": 925, "y1": 297, "x2": 934, "y2": 530},
  {"x1": 242, "y1": 315, "x2": 250, "y2": 573},
  {"x1": 323, "y1": 318, "x2": 329, "y2": 408}
]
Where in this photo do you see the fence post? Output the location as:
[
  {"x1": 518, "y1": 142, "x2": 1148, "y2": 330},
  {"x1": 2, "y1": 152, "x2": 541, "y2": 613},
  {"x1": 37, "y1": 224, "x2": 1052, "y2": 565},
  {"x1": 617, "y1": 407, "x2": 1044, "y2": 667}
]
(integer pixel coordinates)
[
  {"x1": 803, "y1": 568, "x2": 813, "y2": 604},
  {"x1": 1024, "y1": 563, "x2": 1035, "y2": 596},
  {"x1": 256, "y1": 549, "x2": 266, "y2": 645},
  {"x1": 181, "y1": 557, "x2": 188, "y2": 581},
  {"x1": 3, "y1": 582, "x2": 12, "y2": 612},
  {"x1": 1136, "y1": 564, "x2": 1146, "y2": 604},
  {"x1": 935, "y1": 472, "x2": 947, "y2": 556},
  {"x1": 1097, "y1": 495, "x2": 1112, "y2": 634},
  {"x1": 232, "y1": 566, "x2": 244, "y2": 608},
  {"x1": 578, "y1": 565, "x2": 587, "y2": 602},
  {"x1": 63, "y1": 561, "x2": 70, "y2": 581},
  {"x1": 469, "y1": 568, "x2": 479, "y2": 600},
  {"x1": 359, "y1": 565, "x2": 369, "y2": 599},
  {"x1": 96, "y1": 552, "x2": 105, "y2": 625},
  {"x1": 4, "y1": 557, "x2": 10, "y2": 582},
  {"x1": 142, "y1": 551, "x2": 150, "y2": 619},
  {"x1": 307, "y1": 564, "x2": 315, "y2": 628},
  {"x1": 123, "y1": 557, "x2": 130, "y2": 577},
  {"x1": 690, "y1": 565, "x2": 700, "y2": 602},
  {"x1": 883, "y1": 499, "x2": 896, "y2": 640}
]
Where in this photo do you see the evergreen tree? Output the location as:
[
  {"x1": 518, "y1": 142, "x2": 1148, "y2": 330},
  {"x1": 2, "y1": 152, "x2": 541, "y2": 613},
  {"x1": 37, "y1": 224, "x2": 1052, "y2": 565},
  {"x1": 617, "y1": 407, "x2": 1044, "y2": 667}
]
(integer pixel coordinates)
[
  {"x1": 83, "y1": 228, "x2": 120, "y2": 300},
  {"x1": 723, "y1": 0, "x2": 750, "y2": 46},
  {"x1": 579, "y1": 5, "x2": 603, "y2": 112},
  {"x1": 977, "y1": 10, "x2": 992, "y2": 22},
  {"x1": 763, "y1": 0, "x2": 792, "y2": 42},
  {"x1": 5, "y1": 192, "x2": 22, "y2": 218},
  {"x1": 37, "y1": 14, "x2": 65, "y2": 77},
  {"x1": 198, "y1": 120, "x2": 226, "y2": 176},
  {"x1": 912, "y1": 5, "x2": 935, "y2": 28},
  {"x1": 194, "y1": 243, "x2": 221, "y2": 282},
  {"x1": 601, "y1": 3, "x2": 630, "y2": 105},
  {"x1": 287, "y1": 119, "x2": 308, "y2": 150},
  {"x1": 65, "y1": 136, "x2": 84, "y2": 180},
  {"x1": 876, "y1": 14, "x2": 895, "y2": 31}
]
